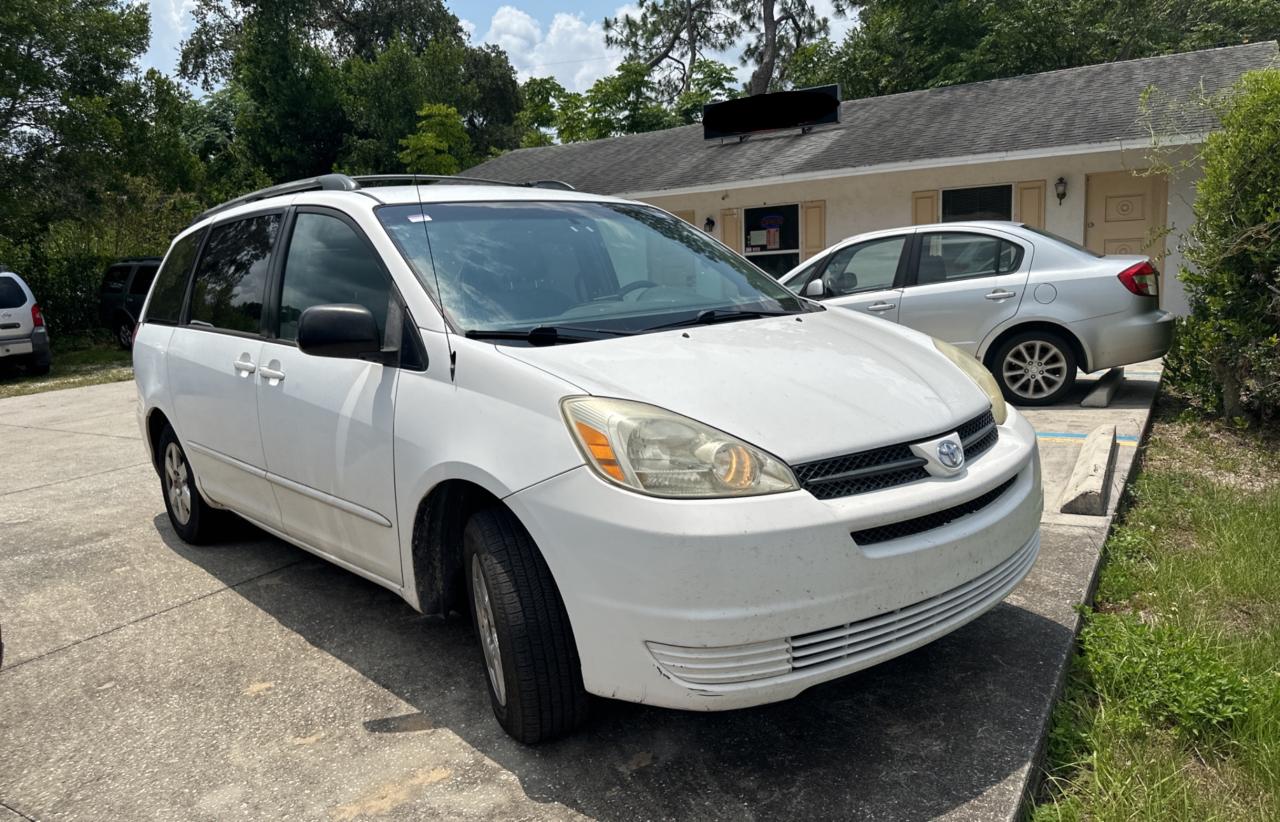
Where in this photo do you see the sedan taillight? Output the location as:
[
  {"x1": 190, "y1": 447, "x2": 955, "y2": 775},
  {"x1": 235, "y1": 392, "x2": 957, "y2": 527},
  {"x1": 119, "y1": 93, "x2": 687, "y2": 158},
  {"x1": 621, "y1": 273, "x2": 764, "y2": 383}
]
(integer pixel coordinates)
[
  {"x1": 31, "y1": 303, "x2": 45, "y2": 327},
  {"x1": 1117, "y1": 261, "x2": 1159, "y2": 297}
]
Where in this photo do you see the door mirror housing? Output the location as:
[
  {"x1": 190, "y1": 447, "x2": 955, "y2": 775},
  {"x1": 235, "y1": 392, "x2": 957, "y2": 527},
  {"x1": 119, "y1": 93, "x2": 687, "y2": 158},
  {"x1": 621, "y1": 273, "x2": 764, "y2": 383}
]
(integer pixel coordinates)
[
  {"x1": 297, "y1": 304, "x2": 383, "y2": 359},
  {"x1": 802, "y1": 278, "x2": 826, "y2": 299}
]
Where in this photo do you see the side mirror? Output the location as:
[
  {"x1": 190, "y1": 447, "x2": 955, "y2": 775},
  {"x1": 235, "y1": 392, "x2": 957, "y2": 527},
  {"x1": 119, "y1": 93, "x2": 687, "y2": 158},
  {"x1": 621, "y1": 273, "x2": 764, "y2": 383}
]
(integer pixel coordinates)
[
  {"x1": 297, "y1": 304, "x2": 382, "y2": 358},
  {"x1": 802, "y1": 279, "x2": 826, "y2": 299}
]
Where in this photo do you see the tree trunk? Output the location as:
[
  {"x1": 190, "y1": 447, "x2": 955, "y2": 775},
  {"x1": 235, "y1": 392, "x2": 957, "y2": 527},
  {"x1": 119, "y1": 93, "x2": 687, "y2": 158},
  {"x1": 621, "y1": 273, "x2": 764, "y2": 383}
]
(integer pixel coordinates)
[
  {"x1": 684, "y1": 1, "x2": 697, "y2": 95},
  {"x1": 748, "y1": 0, "x2": 778, "y2": 96}
]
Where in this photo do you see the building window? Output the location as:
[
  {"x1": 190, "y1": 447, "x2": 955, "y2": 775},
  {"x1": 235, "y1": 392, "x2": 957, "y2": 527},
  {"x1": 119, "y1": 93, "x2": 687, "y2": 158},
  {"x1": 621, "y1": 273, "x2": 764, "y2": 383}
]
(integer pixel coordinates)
[
  {"x1": 743, "y1": 204, "x2": 800, "y2": 277},
  {"x1": 941, "y1": 185, "x2": 1012, "y2": 222}
]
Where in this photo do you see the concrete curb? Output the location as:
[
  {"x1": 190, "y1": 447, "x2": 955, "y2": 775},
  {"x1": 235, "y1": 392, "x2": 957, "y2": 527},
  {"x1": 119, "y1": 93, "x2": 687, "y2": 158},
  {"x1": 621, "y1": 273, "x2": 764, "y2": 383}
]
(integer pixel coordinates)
[{"x1": 1058, "y1": 425, "x2": 1118, "y2": 515}]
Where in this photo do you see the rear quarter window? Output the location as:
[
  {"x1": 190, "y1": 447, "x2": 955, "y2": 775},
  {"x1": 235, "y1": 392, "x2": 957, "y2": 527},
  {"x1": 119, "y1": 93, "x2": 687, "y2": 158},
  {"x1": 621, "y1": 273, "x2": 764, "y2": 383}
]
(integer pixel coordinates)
[
  {"x1": 145, "y1": 231, "x2": 204, "y2": 324},
  {"x1": 102, "y1": 265, "x2": 130, "y2": 294},
  {"x1": 0, "y1": 276, "x2": 26, "y2": 309}
]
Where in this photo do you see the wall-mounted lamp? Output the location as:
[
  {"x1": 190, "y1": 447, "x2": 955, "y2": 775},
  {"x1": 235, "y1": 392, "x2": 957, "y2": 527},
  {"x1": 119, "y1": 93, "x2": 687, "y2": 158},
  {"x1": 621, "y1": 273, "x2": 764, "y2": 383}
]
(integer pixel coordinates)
[
  {"x1": 703, "y1": 216, "x2": 716, "y2": 233},
  {"x1": 1054, "y1": 177, "x2": 1068, "y2": 205}
]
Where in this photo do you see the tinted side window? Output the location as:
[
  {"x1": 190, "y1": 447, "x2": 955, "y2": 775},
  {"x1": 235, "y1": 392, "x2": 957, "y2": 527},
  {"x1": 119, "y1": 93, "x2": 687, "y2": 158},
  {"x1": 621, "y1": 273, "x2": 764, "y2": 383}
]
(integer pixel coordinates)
[
  {"x1": 189, "y1": 215, "x2": 280, "y2": 333},
  {"x1": 129, "y1": 264, "x2": 158, "y2": 295},
  {"x1": 145, "y1": 232, "x2": 204, "y2": 324},
  {"x1": 102, "y1": 265, "x2": 130, "y2": 294},
  {"x1": 0, "y1": 276, "x2": 25, "y2": 309},
  {"x1": 823, "y1": 236, "x2": 906, "y2": 296},
  {"x1": 278, "y1": 213, "x2": 390, "y2": 342},
  {"x1": 916, "y1": 233, "x2": 1024, "y2": 284}
]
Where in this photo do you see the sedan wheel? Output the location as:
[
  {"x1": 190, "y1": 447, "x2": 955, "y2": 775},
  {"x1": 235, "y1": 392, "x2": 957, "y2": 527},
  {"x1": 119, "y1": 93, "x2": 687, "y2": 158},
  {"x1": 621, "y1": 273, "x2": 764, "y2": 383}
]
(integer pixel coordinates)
[{"x1": 992, "y1": 331, "x2": 1077, "y2": 406}]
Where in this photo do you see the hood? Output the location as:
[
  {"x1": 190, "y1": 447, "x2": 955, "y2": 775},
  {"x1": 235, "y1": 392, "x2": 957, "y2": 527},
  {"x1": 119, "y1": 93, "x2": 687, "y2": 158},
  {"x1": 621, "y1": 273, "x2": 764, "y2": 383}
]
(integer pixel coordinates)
[{"x1": 497, "y1": 310, "x2": 991, "y2": 463}]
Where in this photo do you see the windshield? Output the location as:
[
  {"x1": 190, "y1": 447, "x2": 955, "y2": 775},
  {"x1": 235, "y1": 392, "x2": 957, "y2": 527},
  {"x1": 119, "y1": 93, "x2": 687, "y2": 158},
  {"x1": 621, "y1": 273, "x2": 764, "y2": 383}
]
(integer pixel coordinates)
[{"x1": 377, "y1": 201, "x2": 811, "y2": 339}]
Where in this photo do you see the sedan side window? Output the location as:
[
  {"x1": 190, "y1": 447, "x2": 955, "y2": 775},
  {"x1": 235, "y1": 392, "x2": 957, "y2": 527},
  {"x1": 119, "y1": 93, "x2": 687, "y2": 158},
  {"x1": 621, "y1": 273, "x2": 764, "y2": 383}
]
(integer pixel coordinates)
[
  {"x1": 277, "y1": 212, "x2": 391, "y2": 342},
  {"x1": 823, "y1": 236, "x2": 906, "y2": 297},
  {"x1": 916, "y1": 233, "x2": 1024, "y2": 284},
  {"x1": 188, "y1": 215, "x2": 280, "y2": 333}
]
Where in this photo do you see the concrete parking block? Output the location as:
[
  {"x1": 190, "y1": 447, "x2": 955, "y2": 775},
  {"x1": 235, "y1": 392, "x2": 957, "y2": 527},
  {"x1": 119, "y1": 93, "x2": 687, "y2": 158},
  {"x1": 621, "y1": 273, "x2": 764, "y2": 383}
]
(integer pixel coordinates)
[
  {"x1": 1080, "y1": 368, "x2": 1124, "y2": 408},
  {"x1": 1058, "y1": 425, "x2": 1117, "y2": 515}
]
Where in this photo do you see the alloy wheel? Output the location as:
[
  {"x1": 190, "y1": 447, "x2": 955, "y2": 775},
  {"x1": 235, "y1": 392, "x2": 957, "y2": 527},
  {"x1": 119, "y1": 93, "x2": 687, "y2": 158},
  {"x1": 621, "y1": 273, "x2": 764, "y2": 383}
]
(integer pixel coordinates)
[
  {"x1": 471, "y1": 554, "x2": 507, "y2": 706},
  {"x1": 164, "y1": 442, "x2": 192, "y2": 525},
  {"x1": 1002, "y1": 339, "x2": 1068, "y2": 401}
]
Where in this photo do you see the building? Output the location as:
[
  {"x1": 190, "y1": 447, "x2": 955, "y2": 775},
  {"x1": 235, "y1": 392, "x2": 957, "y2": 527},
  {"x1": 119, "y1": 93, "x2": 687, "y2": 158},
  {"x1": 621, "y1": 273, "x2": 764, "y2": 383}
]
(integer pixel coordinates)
[{"x1": 468, "y1": 41, "x2": 1278, "y2": 314}]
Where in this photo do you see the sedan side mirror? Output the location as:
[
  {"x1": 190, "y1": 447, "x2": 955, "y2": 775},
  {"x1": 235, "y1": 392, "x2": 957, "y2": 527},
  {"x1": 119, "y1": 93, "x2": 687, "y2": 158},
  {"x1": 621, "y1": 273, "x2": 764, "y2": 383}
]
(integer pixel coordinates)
[
  {"x1": 802, "y1": 279, "x2": 826, "y2": 299},
  {"x1": 297, "y1": 304, "x2": 382, "y2": 359}
]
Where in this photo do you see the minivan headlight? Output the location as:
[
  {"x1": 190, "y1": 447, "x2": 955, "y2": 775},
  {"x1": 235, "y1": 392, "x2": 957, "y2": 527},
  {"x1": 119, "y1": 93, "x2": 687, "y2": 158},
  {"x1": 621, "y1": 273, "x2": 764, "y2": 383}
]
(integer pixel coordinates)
[
  {"x1": 561, "y1": 397, "x2": 799, "y2": 498},
  {"x1": 932, "y1": 338, "x2": 1008, "y2": 425}
]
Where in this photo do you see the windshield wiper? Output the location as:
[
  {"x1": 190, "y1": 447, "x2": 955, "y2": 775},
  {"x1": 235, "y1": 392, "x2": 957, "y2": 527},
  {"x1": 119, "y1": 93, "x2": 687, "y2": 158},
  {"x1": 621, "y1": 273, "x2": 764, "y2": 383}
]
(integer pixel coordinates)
[
  {"x1": 641, "y1": 308, "x2": 795, "y2": 332},
  {"x1": 465, "y1": 325, "x2": 632, "y2": 346}
]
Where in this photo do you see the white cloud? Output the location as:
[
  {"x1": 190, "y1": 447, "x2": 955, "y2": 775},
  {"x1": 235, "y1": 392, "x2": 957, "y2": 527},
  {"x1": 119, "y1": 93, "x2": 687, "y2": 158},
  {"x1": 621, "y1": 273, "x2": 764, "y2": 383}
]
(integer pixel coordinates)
[
  {"x1": 459, "y1": 18, "x2": 477, "y2": 41},
  {"x1": 141, "y1": 0, "x2": 196, "y2": 75},
  {"x1": 482, "y1": 5, "x2": 625, "y2": 92}
]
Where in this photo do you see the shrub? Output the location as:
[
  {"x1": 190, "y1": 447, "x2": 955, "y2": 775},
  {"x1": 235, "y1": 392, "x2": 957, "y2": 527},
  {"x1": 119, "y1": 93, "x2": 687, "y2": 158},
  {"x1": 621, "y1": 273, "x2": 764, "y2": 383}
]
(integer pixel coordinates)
[{"x1": 1173, "y1": 68, "x2": 1280, "y2": 422}]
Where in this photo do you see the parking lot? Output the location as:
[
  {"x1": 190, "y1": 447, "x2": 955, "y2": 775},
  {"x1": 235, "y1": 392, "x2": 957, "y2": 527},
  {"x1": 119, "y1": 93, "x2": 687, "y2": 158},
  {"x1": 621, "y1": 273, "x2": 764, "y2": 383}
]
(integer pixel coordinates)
[{"x1": 0, "y1": 365, "x2": 1160, "y2": 821}]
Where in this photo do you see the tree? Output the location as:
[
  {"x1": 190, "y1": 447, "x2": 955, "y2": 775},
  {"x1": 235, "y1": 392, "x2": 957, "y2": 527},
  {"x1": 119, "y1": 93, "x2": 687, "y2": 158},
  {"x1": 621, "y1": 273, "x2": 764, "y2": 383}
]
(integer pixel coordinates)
[
  {"x1": 398, "y1": 103, "x2": 472, "y2": 174},
  {"x1": 517, "y1": 77, "x2": 567, "y2": 147},
  {"x1": 1167, "y1": 69, "x2": 1280, "y2": 421},
  {"x1": 583, "y1": 62, "x2": 681, "y2": 139},
  {"x1": 675, "y1": 59, "x2": 740, "y2": 122},
  {"x1": 607, "y1": 0, "x2": 833, "y2": 99}
]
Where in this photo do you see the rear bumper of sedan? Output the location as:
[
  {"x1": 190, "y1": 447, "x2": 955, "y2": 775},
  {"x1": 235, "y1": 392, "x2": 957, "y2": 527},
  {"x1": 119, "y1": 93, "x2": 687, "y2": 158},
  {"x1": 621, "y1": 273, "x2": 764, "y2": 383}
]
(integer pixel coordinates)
[
  {"x1": 507, "y1": 408, "x2": 1043, "y2": 711},
  {"x1": 1071, "y1": 306, "x2": 1173, "y2": 372}
]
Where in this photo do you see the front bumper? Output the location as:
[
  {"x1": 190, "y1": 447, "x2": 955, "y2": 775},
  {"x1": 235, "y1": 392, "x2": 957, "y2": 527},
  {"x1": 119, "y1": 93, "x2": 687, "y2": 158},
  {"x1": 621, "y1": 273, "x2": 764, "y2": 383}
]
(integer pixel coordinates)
[{"x1": 507, "y1": 408, "x2": 1043, "y2": 710}]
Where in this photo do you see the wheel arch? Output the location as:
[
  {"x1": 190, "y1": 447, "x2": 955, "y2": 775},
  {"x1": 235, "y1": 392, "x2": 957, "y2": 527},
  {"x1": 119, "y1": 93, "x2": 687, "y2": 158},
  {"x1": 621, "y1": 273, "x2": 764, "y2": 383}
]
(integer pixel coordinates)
[
  {"x1": 410, "y1": 478, "x2": 514, "y2": 618},
  {"x1": 144, "y1": 407, "x2": 172, "y2": 474},
  {"x1": 980, "y1": 320, "x2": 1090, "y2": 373}
]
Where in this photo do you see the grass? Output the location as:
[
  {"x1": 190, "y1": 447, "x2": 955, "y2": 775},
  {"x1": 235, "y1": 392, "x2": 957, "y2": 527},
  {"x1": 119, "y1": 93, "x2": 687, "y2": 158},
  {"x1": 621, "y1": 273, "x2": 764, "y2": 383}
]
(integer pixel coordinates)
[
  {"x1": 0, "y1": 330, "x2": 133, "y2": 399},
  {"x1": 1032, "y1": 398, "x2": 1280, "y2": 821}
]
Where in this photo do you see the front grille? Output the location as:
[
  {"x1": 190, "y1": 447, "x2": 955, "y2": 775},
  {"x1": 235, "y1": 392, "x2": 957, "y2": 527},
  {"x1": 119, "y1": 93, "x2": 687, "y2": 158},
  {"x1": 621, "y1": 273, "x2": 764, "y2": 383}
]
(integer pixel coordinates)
[
  {"x1": 794, "y1": 409, "x2": 998, "y2": 500},
  {"x1": 647, "y1": 533, "x2": 1040, "y2": 686},
  {"x1": 851, "y1": 475, "x2": 1017, "y2": 545}
]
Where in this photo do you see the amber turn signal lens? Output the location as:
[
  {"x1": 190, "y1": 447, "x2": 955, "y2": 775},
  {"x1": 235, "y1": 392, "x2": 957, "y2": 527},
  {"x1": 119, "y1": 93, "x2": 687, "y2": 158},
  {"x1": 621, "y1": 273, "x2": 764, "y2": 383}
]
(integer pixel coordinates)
[{"x1": 574, "y1": 421, "x2": 625, "y2": 482}]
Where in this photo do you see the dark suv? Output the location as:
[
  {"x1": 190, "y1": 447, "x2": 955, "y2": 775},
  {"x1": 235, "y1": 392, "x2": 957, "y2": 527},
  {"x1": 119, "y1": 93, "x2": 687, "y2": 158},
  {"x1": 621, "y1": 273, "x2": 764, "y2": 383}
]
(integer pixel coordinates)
[{"x1": 99, "y1": 257, "x2": 161, "y2": 349}]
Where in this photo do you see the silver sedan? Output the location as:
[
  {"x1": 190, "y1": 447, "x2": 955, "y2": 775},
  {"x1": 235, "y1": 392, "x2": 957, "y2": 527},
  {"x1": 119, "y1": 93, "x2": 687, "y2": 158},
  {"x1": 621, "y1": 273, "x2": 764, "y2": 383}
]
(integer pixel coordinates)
[{"x1": 780, "y1": 221, "x2": 1174, "y2": 405}]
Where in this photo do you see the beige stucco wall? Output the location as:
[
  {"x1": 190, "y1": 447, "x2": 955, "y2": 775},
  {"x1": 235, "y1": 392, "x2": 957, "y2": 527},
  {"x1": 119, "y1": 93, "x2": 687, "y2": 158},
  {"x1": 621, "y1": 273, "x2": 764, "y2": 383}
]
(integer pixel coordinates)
[{"x1": 634, "y1": 145, "x2": 1201, "y2": 314}]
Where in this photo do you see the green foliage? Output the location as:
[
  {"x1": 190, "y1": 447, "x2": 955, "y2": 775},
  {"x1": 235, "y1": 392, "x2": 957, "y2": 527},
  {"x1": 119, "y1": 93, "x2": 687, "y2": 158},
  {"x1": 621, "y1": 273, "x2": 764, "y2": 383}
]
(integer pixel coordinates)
[
  {"x1": 1172, "y1": 68, "x2": 1280, "y2": 421},
  {"x1": 675, "y1": 60, "x2": 740, "y2": 123},
  {"x1": 800, "y1": 0, "x2": 1280, "y2": 100},
  {"x1": 398, "y1": 104, "x2": 472, "y2": 174},
  {"x1": 1079, "y1": 612, "x2": 1254, "y2": 746}
]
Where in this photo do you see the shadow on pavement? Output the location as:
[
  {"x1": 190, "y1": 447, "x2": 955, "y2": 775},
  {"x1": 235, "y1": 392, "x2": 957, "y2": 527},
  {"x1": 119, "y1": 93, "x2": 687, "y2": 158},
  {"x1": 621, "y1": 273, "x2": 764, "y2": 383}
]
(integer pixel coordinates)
[{"x1": 156, "y1": 514, "x2": 1070, "y2": 821}]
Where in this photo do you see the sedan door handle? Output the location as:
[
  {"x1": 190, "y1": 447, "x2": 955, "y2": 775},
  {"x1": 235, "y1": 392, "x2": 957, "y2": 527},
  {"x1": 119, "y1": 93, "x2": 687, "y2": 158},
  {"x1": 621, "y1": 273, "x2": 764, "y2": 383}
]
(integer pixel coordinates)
[
  {"x1": 866, "y1": 301, "x2": 896, "y2": 312},
  {"x1": 985, "y1": 290, "x2": 1017, "y2": 300},
  {"x1": 233, "y1": 357, "x2": 256, "y2": 375},
  {"x1": 258, "y1": 366, "x2": 286, "y2": 383}
]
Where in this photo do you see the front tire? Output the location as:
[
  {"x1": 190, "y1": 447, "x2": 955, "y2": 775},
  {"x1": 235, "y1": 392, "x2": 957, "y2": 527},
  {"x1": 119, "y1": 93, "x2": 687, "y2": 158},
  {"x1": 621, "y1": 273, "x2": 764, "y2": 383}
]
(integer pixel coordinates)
[
  {"x1": 157, "y1": 425, "x2": 224, "y2": 543},
  {"x1": 991, "y1": 331, "x2": 1077, "y2": 406},
  {"x1": 463, "y1": 506, "x2": 588, "y2": 744}
]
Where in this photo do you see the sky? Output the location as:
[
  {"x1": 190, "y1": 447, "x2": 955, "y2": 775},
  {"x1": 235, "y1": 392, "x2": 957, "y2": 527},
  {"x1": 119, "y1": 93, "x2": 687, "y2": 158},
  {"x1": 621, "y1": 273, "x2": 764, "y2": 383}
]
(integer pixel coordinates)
[{"x1": 140, "y1": 0, "x2": 856, "y2": 93}]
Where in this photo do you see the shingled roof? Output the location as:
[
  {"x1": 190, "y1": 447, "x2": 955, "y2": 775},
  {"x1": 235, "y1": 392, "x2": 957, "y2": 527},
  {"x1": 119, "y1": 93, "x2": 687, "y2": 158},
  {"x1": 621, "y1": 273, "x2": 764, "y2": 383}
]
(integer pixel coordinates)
[{"x1": 466, "y1": 41, "x2": 1278, "y2": 196}]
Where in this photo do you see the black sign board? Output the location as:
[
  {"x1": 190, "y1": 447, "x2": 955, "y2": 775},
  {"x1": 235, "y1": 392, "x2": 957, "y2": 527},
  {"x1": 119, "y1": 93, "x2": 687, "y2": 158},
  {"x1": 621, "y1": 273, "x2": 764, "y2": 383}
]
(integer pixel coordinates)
[{"x1": 703, "y1": 85, "x2": 840, "y2": 141}]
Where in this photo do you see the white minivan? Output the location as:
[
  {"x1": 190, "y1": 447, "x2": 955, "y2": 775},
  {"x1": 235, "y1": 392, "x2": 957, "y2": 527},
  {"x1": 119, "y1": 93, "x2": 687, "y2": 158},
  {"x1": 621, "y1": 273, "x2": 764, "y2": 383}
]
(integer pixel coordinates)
[{"x1": 134, "y1": 174, "x2": 1043, "y2": 743}]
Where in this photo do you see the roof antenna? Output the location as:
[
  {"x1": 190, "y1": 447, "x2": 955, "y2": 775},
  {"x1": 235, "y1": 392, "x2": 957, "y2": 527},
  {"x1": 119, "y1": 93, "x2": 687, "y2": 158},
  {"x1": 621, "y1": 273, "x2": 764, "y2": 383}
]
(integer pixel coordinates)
[{"x1": 411, "y1": 177, "x2": 456, "y2": 381}]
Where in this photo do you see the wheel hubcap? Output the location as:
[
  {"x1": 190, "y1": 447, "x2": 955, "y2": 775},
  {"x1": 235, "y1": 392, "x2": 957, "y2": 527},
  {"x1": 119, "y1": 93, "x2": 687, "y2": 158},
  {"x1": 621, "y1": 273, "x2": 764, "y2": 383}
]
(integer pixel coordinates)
[
  {"x1": 471, "y1": 555, "x2": 506, "y2": 706},
  {"x1": 164, "y1": 443, "x2": 192, "y2": 525},
  {"x1": 1003, "y1": 340, "x2": 1067, "y2": 400},
  {"x1": 119, "y1": 324, "x2": 132, "y2": 347}
]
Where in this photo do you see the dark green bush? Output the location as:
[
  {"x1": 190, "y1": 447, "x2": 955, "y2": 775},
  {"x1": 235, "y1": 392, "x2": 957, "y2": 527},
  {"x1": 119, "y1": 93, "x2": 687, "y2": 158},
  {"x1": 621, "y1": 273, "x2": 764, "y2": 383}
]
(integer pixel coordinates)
[{"x1": 1173, "y1": 68, "x2": 1280, "y2": 422}]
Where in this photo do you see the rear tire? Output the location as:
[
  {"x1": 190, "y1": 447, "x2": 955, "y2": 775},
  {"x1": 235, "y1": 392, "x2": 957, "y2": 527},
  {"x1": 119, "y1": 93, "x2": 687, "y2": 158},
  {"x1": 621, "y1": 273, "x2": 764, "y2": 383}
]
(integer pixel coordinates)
[
  {"x1": 116, "y1": 318, "x2": 134, "y2": 350},
  {"x1": 26, "y1": 356, "x2": 50, "y2": 376},
  {"x1": 156, "y1": 425, "x2": 225, "y2": 543},
  {"x1": 991, "y1": 330, "x2": 1077, "y2": 406},
  {"x1": 463, "y1": 506, "x2": 589, "y2": 744}
]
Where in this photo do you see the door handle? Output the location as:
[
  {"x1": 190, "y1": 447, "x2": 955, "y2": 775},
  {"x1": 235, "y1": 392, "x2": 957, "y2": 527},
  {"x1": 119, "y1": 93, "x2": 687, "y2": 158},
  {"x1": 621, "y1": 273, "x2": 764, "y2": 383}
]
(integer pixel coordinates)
[
  {"x1": 258, "y1": 366, "x2": 286, "y2": 383},
  {"x1": 985, "y1": 290, "x2": 1017, "y2": 300},
  {"x1": 233, "y1": 357, "x2": 256, "y2": 375},
  {"x1": 866, "y1": 302, "x2": 896, "y2": 312}
]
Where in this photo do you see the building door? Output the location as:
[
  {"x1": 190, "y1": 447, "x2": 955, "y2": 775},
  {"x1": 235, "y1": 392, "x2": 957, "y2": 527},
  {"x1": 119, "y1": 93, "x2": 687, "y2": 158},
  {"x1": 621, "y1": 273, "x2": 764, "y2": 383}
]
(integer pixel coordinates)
[{"x1": 1084, "y1": 170, "x2": 1168, "y2": 258}]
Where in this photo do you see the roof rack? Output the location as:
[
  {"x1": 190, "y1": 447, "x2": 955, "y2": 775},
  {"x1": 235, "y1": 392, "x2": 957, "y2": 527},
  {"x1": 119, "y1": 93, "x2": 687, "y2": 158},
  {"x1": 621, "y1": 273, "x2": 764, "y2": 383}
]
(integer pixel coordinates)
[{"x1": 193, "y1": 173, "x2": 576, "y2": 223}]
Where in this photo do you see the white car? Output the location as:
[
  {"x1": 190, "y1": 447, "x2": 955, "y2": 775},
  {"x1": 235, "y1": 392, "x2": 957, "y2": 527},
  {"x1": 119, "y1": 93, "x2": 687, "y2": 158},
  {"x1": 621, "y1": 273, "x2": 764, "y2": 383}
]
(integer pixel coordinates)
[
  {"x1": 133, "y1": 174, "x2": 1042, "y2": 743},
  {"x1": 0, "y1": 271, "x2": 51, "y2": 375},
  {"x1": 780, "y1": 222, "x2": 1174, "y2": 405}
]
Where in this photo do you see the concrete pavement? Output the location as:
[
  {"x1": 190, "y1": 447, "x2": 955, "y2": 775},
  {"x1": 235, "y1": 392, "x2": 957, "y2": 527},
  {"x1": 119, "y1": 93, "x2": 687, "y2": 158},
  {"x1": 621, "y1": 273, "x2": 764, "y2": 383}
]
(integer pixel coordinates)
[{"x1": 0, "y1": 365, "x2": 1162, "y2": 821}]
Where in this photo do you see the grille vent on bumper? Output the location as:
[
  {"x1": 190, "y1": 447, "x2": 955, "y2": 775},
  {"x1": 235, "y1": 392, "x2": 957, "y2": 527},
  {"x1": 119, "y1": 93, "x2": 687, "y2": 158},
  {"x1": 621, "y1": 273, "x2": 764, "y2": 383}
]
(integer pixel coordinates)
[
  {"x1": 850, "y1": 475, "x2": 1017, "y2": 546},
  {"x1": 647, "y1": 533, "x2": 1039, "y2": 686},
  {"x1": 793, "y1": 409, "x2": 998, "y2": 500}
]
